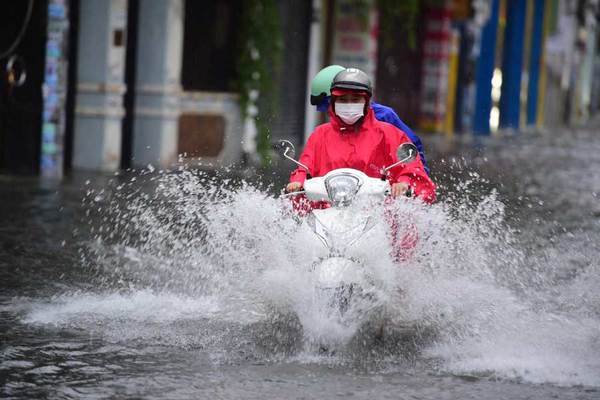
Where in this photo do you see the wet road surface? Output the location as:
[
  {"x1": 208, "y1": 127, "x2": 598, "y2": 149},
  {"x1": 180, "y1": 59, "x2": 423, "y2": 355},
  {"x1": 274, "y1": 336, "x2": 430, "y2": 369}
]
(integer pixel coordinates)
[{"x1": 1, "y1": 126, "x2": 599, "y2": 399}]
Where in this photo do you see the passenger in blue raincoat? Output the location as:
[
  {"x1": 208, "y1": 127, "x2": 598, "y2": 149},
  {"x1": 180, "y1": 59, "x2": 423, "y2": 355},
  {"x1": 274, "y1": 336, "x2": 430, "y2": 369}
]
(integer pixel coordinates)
[{"x1": 310, "y1": 65, "x2": 430, "y2": 175}]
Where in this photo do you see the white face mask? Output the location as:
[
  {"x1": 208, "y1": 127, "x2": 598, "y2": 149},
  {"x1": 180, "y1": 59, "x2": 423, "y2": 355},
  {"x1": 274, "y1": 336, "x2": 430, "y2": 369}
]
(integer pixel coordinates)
[{"x1": 335, "y1": 102, "x2": 365, "y2": 125}]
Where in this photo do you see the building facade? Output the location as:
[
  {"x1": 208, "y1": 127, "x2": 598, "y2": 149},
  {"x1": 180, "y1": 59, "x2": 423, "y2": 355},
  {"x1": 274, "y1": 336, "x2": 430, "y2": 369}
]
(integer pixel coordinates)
[{"x1": 1, "y1": 0, "x2": 599, "y2": 177}]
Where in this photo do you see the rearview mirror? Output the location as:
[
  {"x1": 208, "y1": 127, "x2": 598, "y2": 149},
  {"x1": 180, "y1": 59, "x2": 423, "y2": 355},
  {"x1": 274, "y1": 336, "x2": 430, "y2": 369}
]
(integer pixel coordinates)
[
  {"x1": 273, "y1": 139, "x2": 311, "y2": 174},
  {"x1": 396, "y1": 142, "x2": 418, "y2": 164},
  {"x1": 273, "y1": 140, "x2": 296, "y2": 158},
  {"x1": 381, "y1": 142, "x2": 419, "y2": 177}
]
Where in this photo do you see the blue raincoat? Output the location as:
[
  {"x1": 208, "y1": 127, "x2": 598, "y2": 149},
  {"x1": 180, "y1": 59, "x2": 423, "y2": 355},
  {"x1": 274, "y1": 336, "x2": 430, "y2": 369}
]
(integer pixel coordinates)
[{"x1": 371, "y1": 102, "x2": 430, "y2": 175}]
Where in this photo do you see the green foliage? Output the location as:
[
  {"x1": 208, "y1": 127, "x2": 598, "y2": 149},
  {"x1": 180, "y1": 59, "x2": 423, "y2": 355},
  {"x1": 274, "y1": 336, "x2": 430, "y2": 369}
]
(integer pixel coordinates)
[
  {"x1": 235, "y1": 0, "x2": 283, "y2": 165},
  {"x1": 377, "y1": 0, "x2": 420, "y2": 50}
]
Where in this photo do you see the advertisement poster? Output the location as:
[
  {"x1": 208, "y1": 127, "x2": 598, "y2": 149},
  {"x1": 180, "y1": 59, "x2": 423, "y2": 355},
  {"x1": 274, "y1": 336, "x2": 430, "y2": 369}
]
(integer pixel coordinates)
[
  {"x1": 331, "y1": 0, "x2": 379, "y2": 88},
  {"x1": 419, "y1": 6, "x2": 452, "y2": 132},
  {"x1": 41, "y1": 0, "x2": 69, "y2": 177}
]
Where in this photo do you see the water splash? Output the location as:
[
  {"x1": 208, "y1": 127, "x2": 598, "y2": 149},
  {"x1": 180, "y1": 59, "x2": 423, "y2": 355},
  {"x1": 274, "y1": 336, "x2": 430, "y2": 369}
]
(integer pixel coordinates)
[{"x1": 23, "y1": 167, "x2": 600, "y2": 386}]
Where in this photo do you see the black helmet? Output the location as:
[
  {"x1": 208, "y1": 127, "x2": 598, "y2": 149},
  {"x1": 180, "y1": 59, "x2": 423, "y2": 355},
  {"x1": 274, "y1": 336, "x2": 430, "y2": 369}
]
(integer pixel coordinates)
[{"x1": 330, "y1": 68, "x2": 372, "y2": 96}]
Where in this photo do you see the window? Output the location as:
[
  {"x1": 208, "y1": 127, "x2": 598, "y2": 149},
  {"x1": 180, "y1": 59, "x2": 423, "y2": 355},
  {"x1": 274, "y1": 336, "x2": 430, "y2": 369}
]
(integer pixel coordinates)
[{"x1": 181, "y1": 0, "x2": 241, "y2": 92}]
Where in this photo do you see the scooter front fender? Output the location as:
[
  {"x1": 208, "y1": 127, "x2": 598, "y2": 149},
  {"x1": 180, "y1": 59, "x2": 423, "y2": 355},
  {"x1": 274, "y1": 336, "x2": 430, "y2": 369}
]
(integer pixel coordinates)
[{"x1": 313, "y1": 256, "x2": 363, "y2": 290}]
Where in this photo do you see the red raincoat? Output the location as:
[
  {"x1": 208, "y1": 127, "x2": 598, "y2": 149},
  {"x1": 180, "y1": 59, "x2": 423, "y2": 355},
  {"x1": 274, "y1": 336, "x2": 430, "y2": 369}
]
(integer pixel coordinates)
[{"x1": 289, "y1": 105, "x2": 436, "y2": 203}]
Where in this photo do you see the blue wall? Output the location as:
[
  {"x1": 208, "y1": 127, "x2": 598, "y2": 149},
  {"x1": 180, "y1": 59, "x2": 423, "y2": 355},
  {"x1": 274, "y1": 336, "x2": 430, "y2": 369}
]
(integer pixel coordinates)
[
  {"x1": 472, "y1": 0, "x2": 500, "y2": 135},
  {"x1": 499, "y1": 0, "x2": 527, "y2": 129},
  {"x1": 527, "y1": 0, "x2": 545, "y2": 125}
]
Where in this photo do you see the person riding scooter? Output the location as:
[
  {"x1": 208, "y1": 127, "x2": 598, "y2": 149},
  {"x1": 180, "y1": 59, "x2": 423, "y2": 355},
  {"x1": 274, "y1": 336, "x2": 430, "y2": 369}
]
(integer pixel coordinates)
[
  {"x1": 286, "y1": 68, "x2": 435, "y2": 204},
  {"x1": 309, "y1": 65, "x2": 430, "y2": 175}
]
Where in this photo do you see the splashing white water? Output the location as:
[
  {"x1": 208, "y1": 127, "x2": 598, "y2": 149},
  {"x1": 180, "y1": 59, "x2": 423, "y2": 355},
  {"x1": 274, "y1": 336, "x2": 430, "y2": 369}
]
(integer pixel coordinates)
[{"x1": 23, "y1": 168, "x2": 600, "y2": 386}]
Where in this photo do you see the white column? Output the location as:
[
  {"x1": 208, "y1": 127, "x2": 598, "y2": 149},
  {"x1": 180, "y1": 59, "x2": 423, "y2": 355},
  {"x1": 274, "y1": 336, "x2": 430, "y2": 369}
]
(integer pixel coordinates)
[
  {"x1": 303, "y1": 0, "x2": 324, "y2": 143},
  {"x1": 132, "y1": 0, "x2": 183, "y2": 167},
  {"x1": 577, "y1": 0, "x2": 598, "y2": 122},
  {"x1": 73, "y1": 0, "x2": 127, "y2": 171}
]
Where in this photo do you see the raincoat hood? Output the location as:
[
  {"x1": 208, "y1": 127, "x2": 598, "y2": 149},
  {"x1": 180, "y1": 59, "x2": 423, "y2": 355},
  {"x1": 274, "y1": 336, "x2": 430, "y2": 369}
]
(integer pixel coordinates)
[
  {"x1": 329, "y1": 98, "x2": 374, "y2": 133},
  {"x1": 329, "y1": 88, "x2": 373, "y2": 132}
]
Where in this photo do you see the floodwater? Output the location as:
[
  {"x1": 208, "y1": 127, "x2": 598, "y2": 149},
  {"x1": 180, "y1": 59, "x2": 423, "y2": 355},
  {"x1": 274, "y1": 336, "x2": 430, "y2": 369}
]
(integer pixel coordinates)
[{"x1": 1, "y1": 126, "x2": 600, "y2": 399}]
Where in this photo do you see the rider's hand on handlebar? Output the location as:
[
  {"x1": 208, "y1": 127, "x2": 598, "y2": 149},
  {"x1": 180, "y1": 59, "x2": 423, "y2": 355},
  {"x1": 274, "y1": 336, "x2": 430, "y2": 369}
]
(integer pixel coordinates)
[
  {"x1": 286, "y1": 182, "x2": 303, "y2": 193},
  {"x1": 391, "y1": 182, "x2": 410, "y2": 198}
]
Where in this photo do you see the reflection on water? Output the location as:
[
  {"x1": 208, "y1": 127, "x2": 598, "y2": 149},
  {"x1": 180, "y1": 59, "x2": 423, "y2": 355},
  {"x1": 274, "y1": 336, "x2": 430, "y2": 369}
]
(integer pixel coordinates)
[{"x1": 1, "y1": 128, "x2": 600, "y2": 399}]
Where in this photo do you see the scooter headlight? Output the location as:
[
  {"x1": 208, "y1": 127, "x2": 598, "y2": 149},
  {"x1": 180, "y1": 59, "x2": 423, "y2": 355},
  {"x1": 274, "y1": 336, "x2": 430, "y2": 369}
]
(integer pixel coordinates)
[{"x1": 325, "y1": 174, "x2": 360, "y2": 206}]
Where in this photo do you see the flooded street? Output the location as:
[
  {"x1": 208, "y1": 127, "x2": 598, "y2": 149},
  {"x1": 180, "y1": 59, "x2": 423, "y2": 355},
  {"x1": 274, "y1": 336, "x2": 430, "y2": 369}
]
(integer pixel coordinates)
[{"x1": 1, "y1": 127, "x2": 600, "y2": 399}]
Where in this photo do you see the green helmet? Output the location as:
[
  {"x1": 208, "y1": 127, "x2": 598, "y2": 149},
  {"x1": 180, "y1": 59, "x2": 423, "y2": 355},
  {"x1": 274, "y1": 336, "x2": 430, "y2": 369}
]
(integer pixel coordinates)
[{"x1": 310, "y1": 65, "x2": 345, "y2": 105}]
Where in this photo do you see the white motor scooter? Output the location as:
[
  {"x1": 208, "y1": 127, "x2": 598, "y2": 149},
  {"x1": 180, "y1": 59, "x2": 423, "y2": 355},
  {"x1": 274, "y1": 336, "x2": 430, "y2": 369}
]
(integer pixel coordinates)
[{"x1": 277, "y1": 140, "x2": 418, "y2": 321}]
